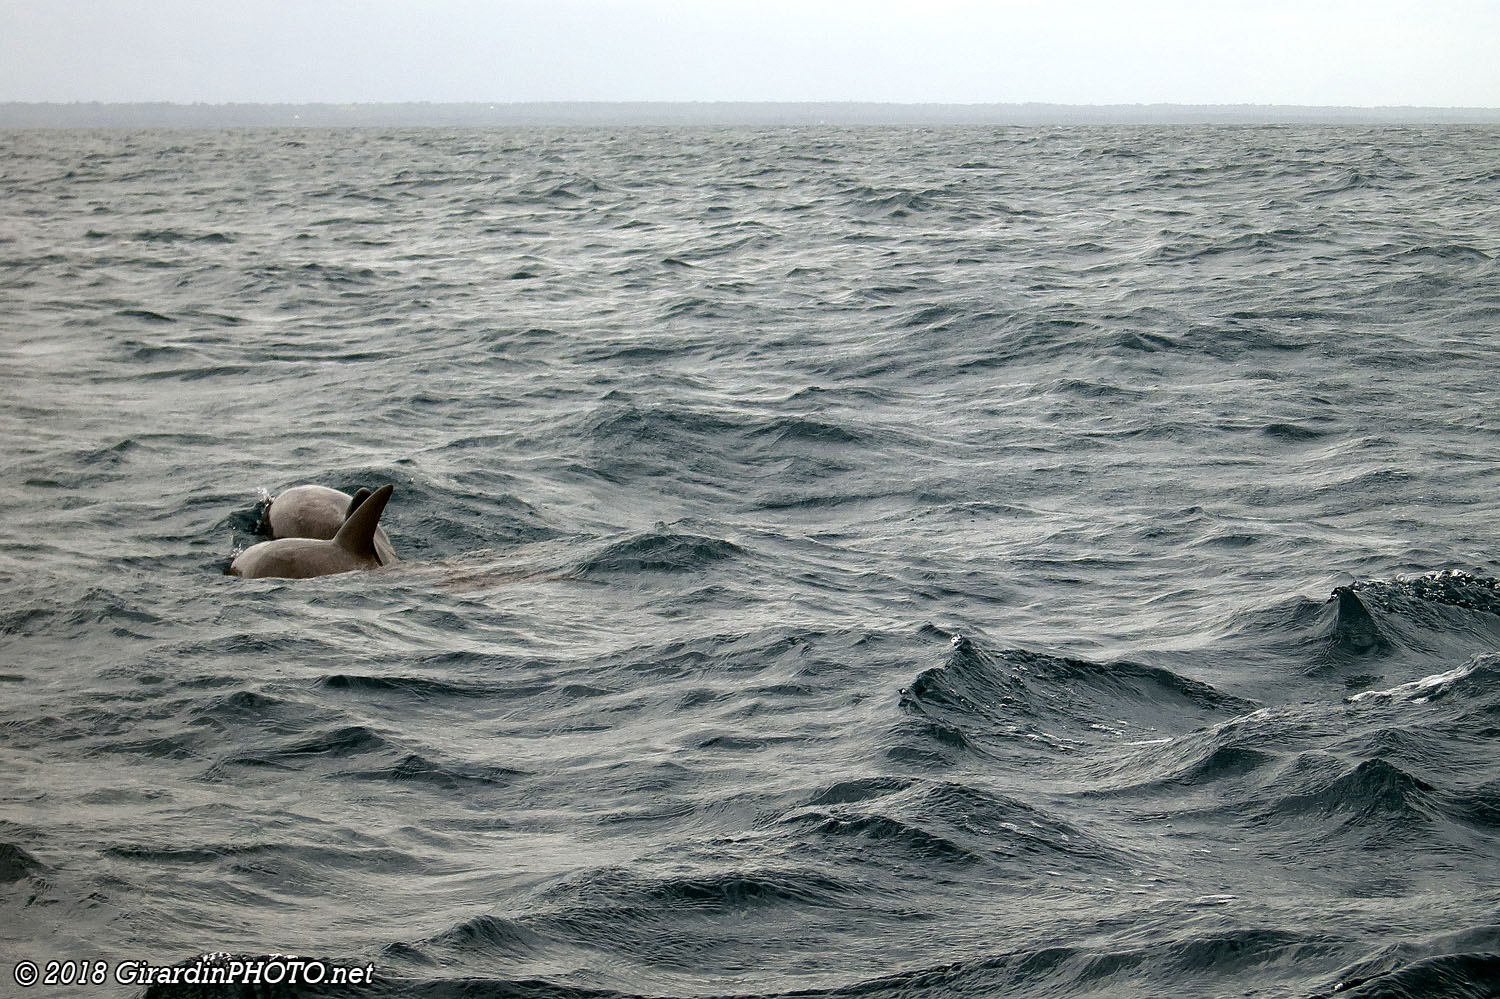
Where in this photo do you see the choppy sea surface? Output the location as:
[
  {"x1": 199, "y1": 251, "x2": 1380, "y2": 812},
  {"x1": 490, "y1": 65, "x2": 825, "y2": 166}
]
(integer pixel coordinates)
[{"x1": 3, "y1": 125, "x2": 1500, "y2": 998}]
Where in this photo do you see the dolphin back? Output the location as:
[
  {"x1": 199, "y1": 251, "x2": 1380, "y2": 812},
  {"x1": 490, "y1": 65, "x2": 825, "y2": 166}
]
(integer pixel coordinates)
[{"x1": 267, "y1": 484, "x2": 352, "y2": 541}]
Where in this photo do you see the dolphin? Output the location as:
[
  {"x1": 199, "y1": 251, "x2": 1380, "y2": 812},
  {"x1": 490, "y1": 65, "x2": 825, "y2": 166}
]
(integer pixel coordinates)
[
  {"x1": 265, "y1": 483, "x2": 397, "y2": 565},
  {"x1": 231, "y1": 484, "x2": 395, "y2": 580}
]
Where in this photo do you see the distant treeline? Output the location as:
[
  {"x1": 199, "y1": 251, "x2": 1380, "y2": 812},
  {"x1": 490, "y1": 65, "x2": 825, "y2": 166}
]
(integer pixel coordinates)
[{"x1": 3, "y1": 101, "x2": 1498, "y2": 128}]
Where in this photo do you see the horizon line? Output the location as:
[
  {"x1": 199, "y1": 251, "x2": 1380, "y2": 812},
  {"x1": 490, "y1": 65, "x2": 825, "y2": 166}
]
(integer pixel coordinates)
[
  {"x1": 5, "y1": 100, "x2": 1498, "y2": 128},
  {"x1": 7, "y1": 99, "x2": 1500, "y2": 109}
]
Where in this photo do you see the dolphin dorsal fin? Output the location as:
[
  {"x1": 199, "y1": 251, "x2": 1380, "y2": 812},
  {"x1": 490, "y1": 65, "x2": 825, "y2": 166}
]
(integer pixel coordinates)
[
  {"x1": 345, "y1": 487, "x2": 373, "y2": 520},
  {"x1": 333, "y1": 483, "x2": 393, "y2": 559}
]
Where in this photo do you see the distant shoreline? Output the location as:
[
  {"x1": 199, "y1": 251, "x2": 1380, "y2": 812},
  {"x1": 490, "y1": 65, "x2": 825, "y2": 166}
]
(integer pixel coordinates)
[{"x1": 3, "y1": 101, "x2": 1499, "y2": 128}]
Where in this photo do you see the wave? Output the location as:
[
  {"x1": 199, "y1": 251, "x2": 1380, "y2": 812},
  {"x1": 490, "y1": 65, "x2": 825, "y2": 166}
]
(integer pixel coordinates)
[
  {"x1": 334, "y1": 753, "x2": 526, "y2": 790},
  {"x1": 1314, "y1": 924, "x2": 1500, "y2": 999},
  {"x1": 779, "y1": 776, "x2": 1133, "y2": 872},
  {"x1": 0, "y1": 842, "x2": 47, "y2": 881},
  {"x1": 0, "y1": 583, "x2": 165, "y2": 641},
  {"x1": 353, "y1": 926, "x2": 1348, "y2": 999},
  {"x1": 317, "y1": 673, "x2": 498, "y2": 699},
  {"x1": 139, "y1": 933, "x2": 1500, "y2": 999},
  {"x1": 1255, "y1": 755, "x2": 1440, "y2": 828},
  {"x1": 1346, "y1": 653, "x2": 1500, "y2": 705},
  {"x1": 1212, "y1": 574, "x2": 1500, "y2": 682},
  {"x1": 1321, "y1": 952, "x2": 1500, "y2": 998},
  {"x1": 1077, "y1": 721, "x2": 1280, "y2": 797},
  {"x1": 838, "y1": 184, "x2": 947, "y2": 218},
  {"x1": 894, "y1": 636, "x2": 1253, "y2": 763},
  {"x1": 570, "y1": 530, "x2": 746, "y2": 576}
]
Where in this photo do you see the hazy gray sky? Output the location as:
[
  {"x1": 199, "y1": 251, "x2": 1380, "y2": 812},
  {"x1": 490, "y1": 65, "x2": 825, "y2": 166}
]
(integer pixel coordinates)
[{"x1": 3, "y1": 0, "x2": 1497, "y2": 106}]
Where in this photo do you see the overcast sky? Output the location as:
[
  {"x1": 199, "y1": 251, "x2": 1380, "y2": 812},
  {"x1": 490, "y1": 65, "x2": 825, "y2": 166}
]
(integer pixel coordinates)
[{"x1": 2, "y1": 0, "x2": 1497, "y2": 107}]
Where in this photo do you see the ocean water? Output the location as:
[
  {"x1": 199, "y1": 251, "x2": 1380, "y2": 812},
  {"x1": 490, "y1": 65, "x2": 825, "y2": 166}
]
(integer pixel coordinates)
[{"x1": 3, "y1": 124, "x2": 1500, "y2": 998}]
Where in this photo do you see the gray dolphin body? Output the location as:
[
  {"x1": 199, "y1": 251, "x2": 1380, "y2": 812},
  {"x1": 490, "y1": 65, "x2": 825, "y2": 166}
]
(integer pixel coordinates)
[
  {"x1": 266, "y1": 483, "x2": 397, "y2": 565},
  {"x1": 232, "y1": 484, "x2": 395, "y2": 579}
]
